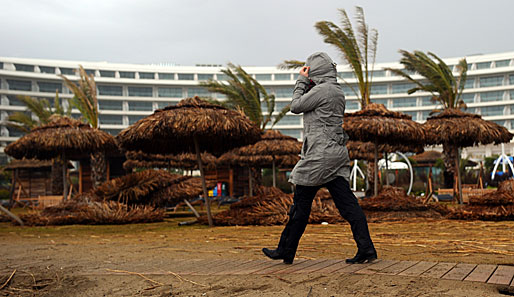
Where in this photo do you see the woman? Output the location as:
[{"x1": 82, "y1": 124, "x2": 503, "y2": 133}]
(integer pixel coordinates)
[{"x1": 262, "y1": 52, "x2": 376, "y2": 264}]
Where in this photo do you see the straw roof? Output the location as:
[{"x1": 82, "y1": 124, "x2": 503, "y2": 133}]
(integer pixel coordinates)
[
  {"x1": 123, "y1": 151, "x2": 218, "y2": 170},
  {"x1": 346, "y1": 141, "x2": 424, "y2": 161},
  {"x1": 4, "y1": 116, "x2": 117, "y2": 160},
  {"x1": 150, "y1": 177, "x2": 217, "y2": 206},
  {"x1": 411, "y1": 151, "x2": 443, "y2": 165},
  {"x1": 236, "y1": 130, "x2": 302, "y2": 156},
  {"x1": 3, "y1": 158, "x2": 74, "y2": 171},
  {"x1": 343, "y1": 103, "x2": 425, "y2": 145},
  {"x1": 423, "y1": 109, "x2": 513, "y2": 147},
  {"x1": 116, "y1": 97, "x2": 261, "y2": 156}
]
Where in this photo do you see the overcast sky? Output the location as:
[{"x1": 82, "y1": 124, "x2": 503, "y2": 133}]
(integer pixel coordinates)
[{"x1": 1, "y1": 0, "x2": 513, "y2": 67}]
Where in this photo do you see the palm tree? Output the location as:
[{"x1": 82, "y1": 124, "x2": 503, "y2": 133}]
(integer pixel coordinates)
[
  {"x1": 6, "y1": 91, "x2": 71, "y2": 194},
  {"x1": 200, "y1": 63, "x2": 290, "y2": 130},
  {"x1": 60, "y1": 66, "x2": 106, "y2": 188},
  {"x1": 385, "y1": 50, "x2": 469, "y2": 195}
]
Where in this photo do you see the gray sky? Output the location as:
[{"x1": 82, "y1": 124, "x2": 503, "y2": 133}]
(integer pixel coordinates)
[{"x1": 1, "y1": 0, "x2": 513, "y2": 66}]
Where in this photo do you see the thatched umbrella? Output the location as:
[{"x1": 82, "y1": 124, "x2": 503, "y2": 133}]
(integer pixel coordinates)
[
  {"x1": 4, "y1": 116, "x2": 117, "y2": 200},
  {"x1": 123, "y1": 151, "x2": 218, "y2": 171},
  {"x1": 116, "y1": 97, "x2": 261, "y2": 226},
  {"x1": 150, "y1": 177, "x2": 217, "y2": 207},
  {"x1": 423, "y1": 108, "x2": 513, "y2": 203},
  {"x1": 343, "y1": 103, "x2": 425, "y2": 196},
  {"x1": 234, "y1": 130, "x2": 302, "y2": 188}
]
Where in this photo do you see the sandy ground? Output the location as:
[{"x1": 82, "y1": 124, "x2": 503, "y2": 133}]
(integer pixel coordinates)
[{"x1": 1, "y1": 218, "x2": 513, "y2": 296}]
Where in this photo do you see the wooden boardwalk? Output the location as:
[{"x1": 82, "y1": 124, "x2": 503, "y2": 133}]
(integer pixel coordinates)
[{"x1": 103, "y1": 259, "x2": 514, "y2": 288}]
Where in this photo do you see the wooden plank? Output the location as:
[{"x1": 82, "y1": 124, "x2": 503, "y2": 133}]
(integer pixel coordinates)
[
  {"x1": 336, "y1": 262, "x2": 374, "y2": 274},
  {"x1": 315, "y1": 260, "x2": 348, "y2": 273},
  {"x1": 258, "y1": 259, "x2": 310, "y2": 275},
  {"x1": 233, "y1": 261, "x2": 282, "y2": 275},
  {"x1": 193, "y1": 259, "x2": 249, "y2": 275},
  {"x1": 355, "y1": 260, "x2": 399, "y2": 275},
  {"x1": 377, "y1": 261, "x2": 419, "y2": 275},
  {"x1": 215, "y1": 260, "x2": 264, "y2": 275},
  {"x1": 420, "y1": 262, "x2": 457, "y2": 279},
  {"x1": 487, "y1": 265, "x2": 514, "y2": 285},
  {"x1": 464, "y1": 264, "x2": 497, "y2": 283},
  {"x1": 442, "y1": 263, "x2": 477, "y2": 281},
  {"x1": 171, "y1": 259, "x2": 210, "y2": 274},
  {"x1": 188, "y1": 259, "x2": 236, "y2": 275},
  {"x1": 398, "y1": 261, "x2": 438, "y2": 277},
  {"x1": 293, "y1": 259, "x2": 342, "y2": 274}
]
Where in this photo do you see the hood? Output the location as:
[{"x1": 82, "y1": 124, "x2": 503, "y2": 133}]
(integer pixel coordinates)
[{"x1": 305, "y1": 52, "x2": 337, "y2": 84}]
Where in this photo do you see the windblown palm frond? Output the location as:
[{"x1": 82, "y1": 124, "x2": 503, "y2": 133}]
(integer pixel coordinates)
[
  {"x1": 201, "y1": 63, "x2": 289, "y2": 130},
  {"x1": 278, "y1": 60, "x2": 305, "y2": 70},
  {"x1": 385, "y1": 50, "x2": 468, "y2": 110},
  {"x1": 59, "y1": 65, "x2": 99, "y2": 128}
]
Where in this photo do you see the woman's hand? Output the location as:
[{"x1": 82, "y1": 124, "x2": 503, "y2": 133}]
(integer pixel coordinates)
[{"x1": 300, "y1": 66, "x2": 310, "y2": 77}]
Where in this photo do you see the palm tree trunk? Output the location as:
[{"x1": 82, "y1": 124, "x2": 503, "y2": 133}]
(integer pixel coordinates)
[
  {"x1": 51, "y1": 158, "x2": 64, "y2": 195},
  {"x1": 91, "y1": 152, "x2": 107, "y2": 188}
]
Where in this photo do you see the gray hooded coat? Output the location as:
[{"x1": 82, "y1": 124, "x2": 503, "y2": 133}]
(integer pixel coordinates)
[{"x1": 288, "y1": 52, "x2": 351, "y2": 186}]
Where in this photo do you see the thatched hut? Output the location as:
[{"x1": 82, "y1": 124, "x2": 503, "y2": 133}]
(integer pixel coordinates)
[
  {"x1": 123, "y1": 151, "x2": 218, "y2": 171},
  {"x1": 116, "y1": 97, "x2": 261, "y2": 226},
  {"x1": 423, "y1": 108, "x2": 513, "y2": 203},
  {"x1": 4, "y1": 116, "x2": 117, "y2": 199},
  {"x1": 343, "y1": 103, "x2": 426, "y2": 195}
]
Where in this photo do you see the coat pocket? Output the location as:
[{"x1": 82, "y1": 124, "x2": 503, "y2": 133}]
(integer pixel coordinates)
[{"x1": 324, "y1": 126, "x2": 349, "y2": 145}]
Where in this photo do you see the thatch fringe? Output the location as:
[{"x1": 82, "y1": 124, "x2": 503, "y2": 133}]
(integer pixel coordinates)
[{"x1": 124, "y1": 151, "x2": 218, "y2": 170}]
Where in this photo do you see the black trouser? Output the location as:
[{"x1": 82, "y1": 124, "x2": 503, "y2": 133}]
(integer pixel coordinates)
[{"x1": 276, "y1": 176, "x2": 375, "y2": 259}]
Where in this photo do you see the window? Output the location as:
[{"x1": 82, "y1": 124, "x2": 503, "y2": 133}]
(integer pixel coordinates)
[
  {"x1": 275, "y1": 115, "x2": 301, "y2": 126},
  {"x1": 420, "y1": 110, "x2": 432, "y2": 121},
  {"x1": 491, "y1": 120, "x2": 505, "y2": 127},
  {"x1": 403, "y1": 111, "x2": 417, "y2": 120},
  {"x1": 139, "y1": 72, "x2": 155, "y2": 79},
  {"x1": 84, "y1": 69, "x2": 96, "y2": 76},
  {"x1": 128, "y1": 86, "x2": 152, "y2": 97},
  {"x1": 392, "y1": 83, "x2": 414, "y2": 94},
  {"x1": 481, "y1": 106, "x2": 504, "y2": 116},
  {"x1": 274, "y1": 87, "x2": 294, "y2": 98},
  {"x1": 511, "y1": 90, "x2": 514, "y2": 100},
  {"x1": 156, "y1": 101, "x2": 176, "y2": 109},
  {"x1": 274, "y1": 101, "x2": 290, "y2": 111},
  {"x1": 216, "y1": 73, "x2": 229, "y2": 81},
  {"x1": 0, "y1": 62, "x2": 3, "y2": 69},
  {"x1": 371, "y1": 84, "x2": 388, "y2": 95},
  {"x1": 464, "y1": 77, "x2": 475, "y2": 89},
  {"x1": 342, "y1": 85, "x2": 357, "y2": 96},
  {"x1": 119, "y1": 71, "x2": 135, "y2": 78},
  {"x1": 98, "y1": 85, "x2": 123, "y2": 96},
  {"x1": 38, "y1": 82, "x2": 62, "y2": 93},
  {"x1": 158, "y1": 73, "x2": 175, "y2": 80},
  {"x1": 102, "y1": 129, "x2": 121, "y2": 136},
  {"x1": 99, "y1": 114, "x2": 123, "y2": 125},
  {"x1": 98, "y1": 100, "x2": 123, "y2": 110},
  {"x1": 128, "y1": 115, "x2": 144, "y2": 124},
  {"x1": 510, "y1": 75, "x2": 514, "y2": 85},
  {"x1": 255, "y1": 74, "x2": 272, "y2": 81},
  {"x1": 7, "y1": 126, "x2": 24, "y2": 137},
  {"x1": 128, "y1": 101, "x2": 153, "y2": 111},
  {"x1": 187, "y1": 87, "x2": 210, "y2": 97},
  {"x1": 480, "y1": 91, "x2": 503, "y2": 102},
  {"x1": 278, "y1": 129, "x2": 301, "y2": 139},
  {"x1": 476, "y1": 62, "x2": 491, "y2": 70},
  {"x1": 345, "y1": 100, "x2": 359, "y2": 110},
  {"x1": 392, "y1": 97, "x2": 416, "y2": 108},
  {"x1": 158, "y1": 87, "x2": 182, "y2": 98},
  {"x1": 7, "y1": 95, "x2": 25, "y2": 106},
  {"x1": 372, "y1": 99, "x2": 388, "y2": 106},
  {"x1": 275, "y1": 73, "x2": 291, "y2": 81},
  {"x1": 14, "y1": 64, "x2": 34, "y2": 72},
  {"x1": 178, "y1": 73, "x2": 194, "y2": 80},
  {"x1": 39, "y1": 66, "x2": 55, "y2": 74},
  {"x1": 480, "y1": 76, "x2": 503, "y2": 87},
  {"x1": 338, "y1": 72, "x2": 354, "y2": 79},
  {"x1": 461, "y1": 93, "x2": 475, "y2": 104},
  {"x1": 466, "y1": 107, "x2": 476, "y2": 114},
  {"x1": 197, "y1": 74, "x2": 213, "y2": 81},
  {"x1": 7, "y1": 79, "x2": 31, "y2": 91},
  {"x1": 59, "y1": 67, "x2": 75, "y2": 75},
  {"x1": 495, "y1": 60, "x2": 510, "y2": 68},
  {"x1": 99, "y1": 70, "x2": 115, "y2": 77},
  {"x1": 372, "y1": 70, "x2": 386, "y2": 77},
  {"x1": 421, "y1": 96, "x2": 435, "y2": 106}
]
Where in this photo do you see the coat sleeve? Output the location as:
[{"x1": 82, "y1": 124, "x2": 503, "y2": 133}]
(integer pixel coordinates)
[{"x1": 290, "y1": 76, "x2": 323, "y2": 114}]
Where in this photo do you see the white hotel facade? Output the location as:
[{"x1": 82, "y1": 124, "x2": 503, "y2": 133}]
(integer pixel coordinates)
[{"x1": 0, "y1": 51, "x2": 513, "y2": 163}]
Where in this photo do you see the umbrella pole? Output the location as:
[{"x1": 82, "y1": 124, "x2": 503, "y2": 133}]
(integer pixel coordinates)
[
  {"x1": 374, "y1": 142, "x2": 378, "y2": 196},
  {"x1": 248, "y1": 167, "x2": 253, "y2": 196},
  {"x1": 455, "y1": 148, "x2": 463, "y2": 205},
  {"x1": 62, "y1": 153, "x2": 68, "y2": 201},
  {"x1": 272, "y1": 157, "x2": 276, "y2": 188},
  {"x1": 385, "y1": 152, "x2": 389, "y2": 186},
  {"x1": 193, "y1": 136, "x2": 213, "y2": 227}
]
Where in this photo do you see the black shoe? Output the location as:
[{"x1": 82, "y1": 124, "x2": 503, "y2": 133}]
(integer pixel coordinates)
[
  {"x1": 345, "y1": 249, "x2": 378, "y2": 264},
  {"x1": 262, "y1": 248, "x2": 294, "y2": 264}
]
